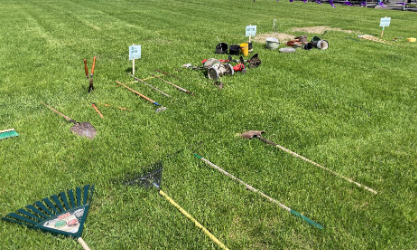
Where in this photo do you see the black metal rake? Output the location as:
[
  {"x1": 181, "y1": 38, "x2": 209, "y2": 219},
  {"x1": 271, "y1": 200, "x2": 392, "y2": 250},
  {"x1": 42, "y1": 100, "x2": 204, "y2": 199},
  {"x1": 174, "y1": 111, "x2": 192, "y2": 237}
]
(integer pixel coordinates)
[
  {"x1": 2, "y1": 185, "x2": 94, "y2": 250},
  {"x1": 124, "y1": 163, "x2": 230, "y2": 250}
]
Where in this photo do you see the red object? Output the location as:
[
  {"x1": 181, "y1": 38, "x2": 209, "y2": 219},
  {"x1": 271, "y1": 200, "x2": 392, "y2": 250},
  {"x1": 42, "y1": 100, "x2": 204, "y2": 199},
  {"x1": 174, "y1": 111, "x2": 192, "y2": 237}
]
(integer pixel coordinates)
[{"x1": 233, "y1": 63, "x2": 245, "y2": 72}]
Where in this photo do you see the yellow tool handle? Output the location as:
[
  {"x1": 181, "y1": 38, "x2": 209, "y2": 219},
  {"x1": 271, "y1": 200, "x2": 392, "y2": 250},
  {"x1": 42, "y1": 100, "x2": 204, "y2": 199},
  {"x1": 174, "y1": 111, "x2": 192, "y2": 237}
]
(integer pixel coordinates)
[{"x1": 158, "y1": 190, "x2": 230, "y2": 250}]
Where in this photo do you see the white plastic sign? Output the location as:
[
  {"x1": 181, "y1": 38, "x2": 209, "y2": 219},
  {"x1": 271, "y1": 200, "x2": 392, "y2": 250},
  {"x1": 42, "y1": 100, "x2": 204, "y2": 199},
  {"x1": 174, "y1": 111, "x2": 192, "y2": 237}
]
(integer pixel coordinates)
[
  {"x1": 245, "y1": 25, "x2": 257, "y2": 37},
  {"x1": 379, "y1": 17, "x2": 391, "y2": 27},
  {"x1": 129, "y1": 45, "x2": 141, "y2": 60}
]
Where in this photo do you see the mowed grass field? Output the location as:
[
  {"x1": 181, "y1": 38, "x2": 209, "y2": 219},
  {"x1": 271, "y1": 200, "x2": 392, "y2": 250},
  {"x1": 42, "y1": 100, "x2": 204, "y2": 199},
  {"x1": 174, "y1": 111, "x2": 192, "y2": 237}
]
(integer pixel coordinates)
[{"x1": 1, "y1": 0, "x2": 416, "y2": 249}]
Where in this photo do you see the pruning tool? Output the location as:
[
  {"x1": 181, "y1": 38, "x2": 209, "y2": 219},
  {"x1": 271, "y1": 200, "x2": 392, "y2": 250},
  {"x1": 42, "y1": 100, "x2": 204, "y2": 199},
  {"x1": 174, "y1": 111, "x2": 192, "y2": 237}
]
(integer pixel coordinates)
[{"x1": 84, "y1": 57, "x2": 97, "y2": 93}]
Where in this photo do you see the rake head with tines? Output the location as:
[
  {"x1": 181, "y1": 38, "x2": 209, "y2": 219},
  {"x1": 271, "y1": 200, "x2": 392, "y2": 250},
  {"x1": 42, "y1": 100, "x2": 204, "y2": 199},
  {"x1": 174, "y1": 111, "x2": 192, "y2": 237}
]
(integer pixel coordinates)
[
  {"x1": 123, "y1": 161, "x2": 163, "y2": 189},
  {"x1": 2, "y1": 185, "x2": 95, "y2": 249}
]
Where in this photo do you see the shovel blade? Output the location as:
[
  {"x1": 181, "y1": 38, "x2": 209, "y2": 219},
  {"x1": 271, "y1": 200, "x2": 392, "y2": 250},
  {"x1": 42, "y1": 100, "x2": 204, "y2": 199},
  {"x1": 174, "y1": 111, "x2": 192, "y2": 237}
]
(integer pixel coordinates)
[
  {"x1": 240, "y1": 130, "x2": 265, "y2": 139},
  {"x1": 70, "y1": 122, "x2": 97, "y2": 139}
]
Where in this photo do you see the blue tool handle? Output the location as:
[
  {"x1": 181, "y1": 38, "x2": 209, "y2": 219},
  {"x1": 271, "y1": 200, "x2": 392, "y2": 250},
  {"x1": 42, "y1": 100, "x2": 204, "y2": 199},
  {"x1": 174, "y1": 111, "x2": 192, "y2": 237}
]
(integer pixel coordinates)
[{"x1": 290, "y1": 210, "x2": 323, "y2": 229}]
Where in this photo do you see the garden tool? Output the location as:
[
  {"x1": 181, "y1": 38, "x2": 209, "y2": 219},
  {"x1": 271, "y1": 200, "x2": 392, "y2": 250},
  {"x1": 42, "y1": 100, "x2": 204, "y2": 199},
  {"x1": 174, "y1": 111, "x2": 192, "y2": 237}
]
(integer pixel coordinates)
[
  {"x1": 2, "y1": 185, "x2": 95, "y2": 250},
  {"x1": 240, "y1": 130, "x2": 377, "y2": 194},
  {"x1": 228, "y1": 53, "x2": 261, "y2": 68},
  {"x1": 123, "y1": 163, "x2": 230, "y2": 250},
  {"x1": 84, "y1": 57, "x2": 96, "y2": 93},
  {"x1": 41, "y1": 102, "x2": 97, "y2": 139}
]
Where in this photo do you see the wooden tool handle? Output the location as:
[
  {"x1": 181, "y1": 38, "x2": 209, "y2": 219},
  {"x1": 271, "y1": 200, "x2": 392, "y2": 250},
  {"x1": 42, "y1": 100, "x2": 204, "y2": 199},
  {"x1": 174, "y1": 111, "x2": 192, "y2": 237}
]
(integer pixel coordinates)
[
  {"x1": 116, "y1": 81, "x2": 156, "y2": 104},
  {"x1": 77, "y1": 237, "x2": 91, "y2": 250},
  {"x1": 83, "y1": 59, "x2": 89, "y2": 78},
  {"x1": 158, "y1": 190, "x2": 230, "y2": 250},
  {"x1": 40, "y1": 102, "x2": 75, "y2": 123},
  {"x1": 91, "y1": 56, "x2": 96, "y2": 76},
  {"x1": 92, "y1": 103, "x2": 104, "y2": 118}
]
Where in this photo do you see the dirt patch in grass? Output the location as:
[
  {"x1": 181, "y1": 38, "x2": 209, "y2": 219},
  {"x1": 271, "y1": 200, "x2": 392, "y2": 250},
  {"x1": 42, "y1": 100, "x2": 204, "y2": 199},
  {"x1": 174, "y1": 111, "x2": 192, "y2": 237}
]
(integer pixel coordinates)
[
  {"x1": 251, "y1": 32, "x2": 296, "y2": 43},
  {"x1": 291, "y1": 26, "x2": 354, "y2": 34},
  {"x1": 252, "y1": 26, "x2": 354, "y2": 43}
]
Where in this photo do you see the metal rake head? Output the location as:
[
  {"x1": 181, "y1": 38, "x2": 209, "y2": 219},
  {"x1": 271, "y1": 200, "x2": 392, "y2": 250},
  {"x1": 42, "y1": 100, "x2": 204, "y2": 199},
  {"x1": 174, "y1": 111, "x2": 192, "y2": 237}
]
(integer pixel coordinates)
[{"x1": 123, "y1": 161, "x2": 163, "y2": 189}]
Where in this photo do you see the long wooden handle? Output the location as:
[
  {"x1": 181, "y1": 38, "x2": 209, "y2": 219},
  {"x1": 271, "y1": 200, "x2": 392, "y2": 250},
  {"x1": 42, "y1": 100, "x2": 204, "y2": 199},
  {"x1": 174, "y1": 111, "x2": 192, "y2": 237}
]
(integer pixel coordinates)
[
  {"x1": 40, "y1": 102, "x2": 75, "y2": 123},
  {"x1": 127, "y1": 73, "x2": 172, "y2": 98},
  {"x1": 149, "y1": 72, "x2": 190, "y2": 94},
  {"x1": 116, "y1": 81, "x2": 159, "y2": 105},
  {"x1": 83, "y1": 59, "x2": 89, "y2": 78},
  {"x1": 193, "y1": 154, "x2": 324, "y2": 229},
  {"x1": 92, "y1": 103, "x2": 104, "y2": 118},
  {"x1": 91, "y1": 56, "x2": 96, "y2": 76},
  {"x1": 258, "y1": 137, "x2": 377, "y2": 194},
  {"x1": 158, "y1": 190, "x2": 230, "y2": 250},
  {"x1": 77, "y1": 237, "x2": 91, "y2": 250}
]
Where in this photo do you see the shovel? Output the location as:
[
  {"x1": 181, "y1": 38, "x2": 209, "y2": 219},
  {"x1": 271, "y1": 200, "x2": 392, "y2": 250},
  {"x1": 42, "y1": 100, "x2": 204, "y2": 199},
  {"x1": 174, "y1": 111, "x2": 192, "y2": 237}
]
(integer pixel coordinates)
[
  {"x1": 240, "y1": 130, "x2": 377, "y2": 194},
  {"x1": 41, "y1": 102, "x2": 97, "y2": 139}
]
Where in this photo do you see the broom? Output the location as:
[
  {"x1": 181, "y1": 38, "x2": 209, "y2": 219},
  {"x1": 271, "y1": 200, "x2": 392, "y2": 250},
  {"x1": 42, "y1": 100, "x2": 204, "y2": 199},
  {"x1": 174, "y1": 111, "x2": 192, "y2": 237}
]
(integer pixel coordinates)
[
  {"x1": 0, "y1": 129, "x2": 19, "y2": 141},
  {"x1": 2, "y1": 185, "x2": 95, "y2": 250}
]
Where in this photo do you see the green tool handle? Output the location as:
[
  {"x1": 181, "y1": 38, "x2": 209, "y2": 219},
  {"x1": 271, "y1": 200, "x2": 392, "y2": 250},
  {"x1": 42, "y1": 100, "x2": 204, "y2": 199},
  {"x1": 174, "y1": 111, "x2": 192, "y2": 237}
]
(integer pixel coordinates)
[
  {"x1": 193, "y1": 154, "x2": 323, "y2": 229},
  {"x1": 158, "y1": 190, "x2": 230, "y2": 250},
  {"x1": 290, "y1": 210, "x2": 323, "y2": 229}
]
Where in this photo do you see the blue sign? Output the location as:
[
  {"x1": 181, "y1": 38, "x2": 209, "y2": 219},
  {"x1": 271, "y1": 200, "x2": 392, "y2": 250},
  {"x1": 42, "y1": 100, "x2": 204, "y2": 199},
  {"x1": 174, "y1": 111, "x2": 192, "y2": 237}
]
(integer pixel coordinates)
[
  {"x1": 129, "y1": 45, "x2": 141, "y2": 60},
  {"x1": 245, "y1": 25, "x2": 257, "y2": 37},
  {"x1": 379, "y1": 17, "x2": 391, "y2": 27}
]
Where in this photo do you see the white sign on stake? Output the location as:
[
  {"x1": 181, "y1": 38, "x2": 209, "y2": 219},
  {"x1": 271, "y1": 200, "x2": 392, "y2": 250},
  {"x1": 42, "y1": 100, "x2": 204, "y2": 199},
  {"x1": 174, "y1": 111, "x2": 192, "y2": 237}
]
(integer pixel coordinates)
[
  {"x1": 245, "y1": 25, "x2": 257, "y2": 37},
  {"x1": 129, "y1": 44, "x2": 141, "y2": 75},
  {"x1": 379, "y1": 17, "x2": 391, "y2": 27},
  {"x1": 379, "y1": 17, "x2": 391, "y2": 38},
  {"x1": 129, "y1": 45, "x2": 141, "y2": 60}
]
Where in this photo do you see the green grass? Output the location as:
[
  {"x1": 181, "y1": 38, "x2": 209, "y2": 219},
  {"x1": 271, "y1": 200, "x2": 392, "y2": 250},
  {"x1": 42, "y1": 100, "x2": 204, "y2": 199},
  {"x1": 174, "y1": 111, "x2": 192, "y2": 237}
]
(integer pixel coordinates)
[{"x1": 1, "y1": 0, "x2": 416, "y2": 249}]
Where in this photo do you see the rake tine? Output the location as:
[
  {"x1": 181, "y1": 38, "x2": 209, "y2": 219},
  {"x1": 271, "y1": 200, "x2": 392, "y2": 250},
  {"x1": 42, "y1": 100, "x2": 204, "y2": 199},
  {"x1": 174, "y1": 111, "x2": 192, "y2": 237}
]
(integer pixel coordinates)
[
  {"x1": 51, "y1": 195, "x2": 65, "y2": 212},
  {"x1": 83, "y1": 185, "x2": 90, "y2": 205},
  {"x1": 34, "y1": 201, "x2": 54, "y2": 216},
  {"x1": 6, "y1": 213, "x2": 37, "y2": 225},
  {"x1": 76, "y1": 187, "x2": 82, "y2": 206},
  {"x1": 26, "y1": 205, "x2": 49, "y2": 219},
  {"x1": 68, "y1": 189, "x2": 76, "y2": 208},
  {"x1": 17, "y1": 209, "x2": 43, "y2": 222},
  {"x1": 43, "y1": 198, "x2": 59, "y2": 214},
  {"x1": 193, "y1": 154, "x2": 324, "y2": 229}
]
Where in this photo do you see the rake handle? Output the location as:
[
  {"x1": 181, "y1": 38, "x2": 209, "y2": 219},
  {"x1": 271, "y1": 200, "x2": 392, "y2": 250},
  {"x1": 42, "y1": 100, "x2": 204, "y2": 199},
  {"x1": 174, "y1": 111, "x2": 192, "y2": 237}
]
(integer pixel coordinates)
[
  {"x1": 257, "y1": 136, "x2": 377, "y2": 194},
  {"x1": 127, "y1": 73, "x2": 172, "y2": 98},
  {"x1": 40, "y1": 102, "x2": 76, "y2": 124},
  {"x1": 116, "y1": 81, "x2": 160, "y2": 106},
  {"x1": 78, "y1": 237, "x2": 91, "y2": 250},
  {"x1": 150, "y1": 72, "x2": 190, "y2": 94},
  {"x1": 158, "y1": 190, "x2": 230, "y2": 250},
  {"x1": 193, "y1": 154, "x2": 324, "y2": 229}
]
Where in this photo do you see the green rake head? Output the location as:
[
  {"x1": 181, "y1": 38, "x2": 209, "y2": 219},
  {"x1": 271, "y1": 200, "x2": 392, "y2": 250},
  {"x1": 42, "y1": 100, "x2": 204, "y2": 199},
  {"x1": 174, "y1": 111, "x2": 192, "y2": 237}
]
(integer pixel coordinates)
[{"x1": 2, "y1": 185, "x2": 94, "y2": 239}]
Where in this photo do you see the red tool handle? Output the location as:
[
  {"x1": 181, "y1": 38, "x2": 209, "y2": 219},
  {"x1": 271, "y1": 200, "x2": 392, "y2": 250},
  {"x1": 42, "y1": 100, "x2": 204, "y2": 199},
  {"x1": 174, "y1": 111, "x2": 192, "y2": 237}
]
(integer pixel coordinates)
[
  {"x1": 91, "y1": 57, "x2": 97, "y2": 76},
  {"x1": 84, "y1": 59, "x2": 89, "y2": 78}
]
